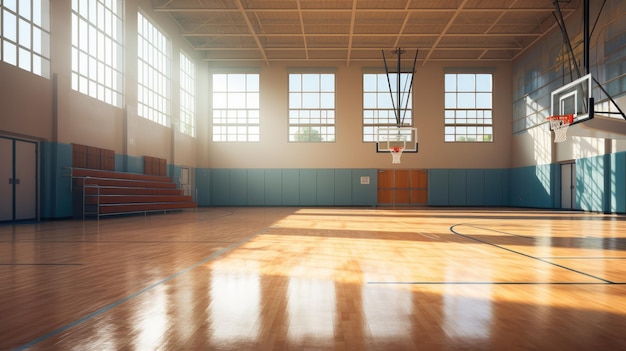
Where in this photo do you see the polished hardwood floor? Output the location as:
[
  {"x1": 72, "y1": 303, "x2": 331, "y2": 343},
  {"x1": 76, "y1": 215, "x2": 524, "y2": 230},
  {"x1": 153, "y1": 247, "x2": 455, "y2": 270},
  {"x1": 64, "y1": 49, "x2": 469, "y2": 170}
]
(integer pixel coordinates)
[{"x1": 1, "y1": 207, "x2": 626, "y2": 350}]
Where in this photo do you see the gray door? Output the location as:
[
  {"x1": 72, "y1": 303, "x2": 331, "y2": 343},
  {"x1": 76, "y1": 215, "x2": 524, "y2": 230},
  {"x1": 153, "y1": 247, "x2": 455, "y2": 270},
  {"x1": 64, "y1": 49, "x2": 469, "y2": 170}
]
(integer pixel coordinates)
[
  {"x1": 0, "y1": 138, "x2": 37, "y2": 221},
  {"x1": 0, "y1": 138, "x2": 12, "y2": 221},
  {"x1": 15, "y1": 140, "x2": 37, "y2": 220},
  {"x1": 561, "y1": 163, "x2": 576, "y2": 209}
]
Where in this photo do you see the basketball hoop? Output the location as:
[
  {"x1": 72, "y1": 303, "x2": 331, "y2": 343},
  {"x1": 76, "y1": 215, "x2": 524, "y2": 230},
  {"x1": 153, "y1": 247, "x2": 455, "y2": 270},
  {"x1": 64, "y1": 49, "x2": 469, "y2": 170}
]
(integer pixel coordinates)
[
  {"x1": 390, "y1": 146, "x2": 404, "y2": 164},
  {"x1": 547, "y1": 114, "x2": 574, "y2": 143}
]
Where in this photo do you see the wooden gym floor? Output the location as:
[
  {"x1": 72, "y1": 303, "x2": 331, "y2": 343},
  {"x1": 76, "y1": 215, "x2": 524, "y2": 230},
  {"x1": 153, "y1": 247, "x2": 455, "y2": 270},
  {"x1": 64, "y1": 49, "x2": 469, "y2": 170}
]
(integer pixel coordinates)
[{"x1": 1, "y1": 207, "x2": 626, "y2": 350}]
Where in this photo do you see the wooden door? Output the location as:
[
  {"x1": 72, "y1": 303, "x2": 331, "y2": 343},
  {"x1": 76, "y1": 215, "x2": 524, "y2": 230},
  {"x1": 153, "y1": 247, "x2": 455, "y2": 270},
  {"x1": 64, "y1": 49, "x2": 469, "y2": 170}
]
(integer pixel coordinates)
[
  {"x1": 377, "y1": 170, "x2": 394, "y2": 204},
  {"x1": 377, "y1": 169, "x2": 428, "y2": 206},
  {"x1": 394, "y1": 170, "x2": 411, "y2": 204},
  {"x1": 409, "y1": 170, "x2": 428, "y2": 205}
]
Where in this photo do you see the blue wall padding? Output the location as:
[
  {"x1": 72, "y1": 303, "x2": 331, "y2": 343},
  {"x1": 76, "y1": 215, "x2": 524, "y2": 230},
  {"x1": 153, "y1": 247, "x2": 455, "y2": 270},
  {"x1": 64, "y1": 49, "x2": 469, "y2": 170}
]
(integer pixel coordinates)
[
  {"x1": 428, "y1": 168, "x2": 508, "y2": 207},
  {"x1": 195, "y1": 168, "x2": 378, "y2": 206}
]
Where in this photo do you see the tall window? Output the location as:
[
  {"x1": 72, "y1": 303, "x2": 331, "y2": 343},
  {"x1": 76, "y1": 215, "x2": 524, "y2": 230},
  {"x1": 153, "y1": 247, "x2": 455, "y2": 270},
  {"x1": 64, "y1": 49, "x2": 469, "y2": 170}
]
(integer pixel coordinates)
[
  {"x1": 137, "y1": 12, "x2": 170, "y2": 127},
  {"x1": 444, "y1": 73, "x2": 493, "y2": 142},
  {"x1": 363, "y1": 73, "x2": 413, "y2": 142},
  {"x1": 212, "y1": 73, "x2": 260, "y2": 142},
  {"x1": 71, "y1": 0, "x2": 123, "y2": 107},
  {"x1": 1, "y1": 0, "x2": 50, "y2": 77},
  {"x1": 288, "y1": 73, "x2": 335, "y2": 142},
  {"x1": 179, "y1": 52, "x2": 195, "y2": 137}
]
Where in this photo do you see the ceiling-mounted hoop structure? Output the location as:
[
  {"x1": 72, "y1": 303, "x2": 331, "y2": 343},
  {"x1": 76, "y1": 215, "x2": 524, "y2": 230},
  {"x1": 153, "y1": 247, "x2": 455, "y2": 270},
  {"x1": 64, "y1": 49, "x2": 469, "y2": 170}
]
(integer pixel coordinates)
[
  {"x1": 551, "y1": 0, "x2": 625, "y2": 124},
  {"x1": 376, "y1": 48, "x2": 419, "y2": 158}
]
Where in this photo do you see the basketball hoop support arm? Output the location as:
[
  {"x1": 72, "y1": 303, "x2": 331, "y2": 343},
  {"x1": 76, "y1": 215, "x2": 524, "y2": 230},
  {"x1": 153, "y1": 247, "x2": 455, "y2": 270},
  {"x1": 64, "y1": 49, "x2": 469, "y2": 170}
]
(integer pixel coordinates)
[
  {"x1": 553, "y1": 0, "x2": 625, "y2": 121},
  {"x1": 382, "y1": 48, "x2": 419, "y2": 127}
]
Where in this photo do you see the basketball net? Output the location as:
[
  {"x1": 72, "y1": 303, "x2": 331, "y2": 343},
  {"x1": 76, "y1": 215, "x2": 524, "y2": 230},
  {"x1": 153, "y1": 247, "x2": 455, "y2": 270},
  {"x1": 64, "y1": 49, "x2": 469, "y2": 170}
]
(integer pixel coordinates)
[
  {"x1": 390, "y1": 146, "x2": 404, "y2": 164},
  {"x1": 547, "y1": 114, "x2": 573, "y2": 143}
]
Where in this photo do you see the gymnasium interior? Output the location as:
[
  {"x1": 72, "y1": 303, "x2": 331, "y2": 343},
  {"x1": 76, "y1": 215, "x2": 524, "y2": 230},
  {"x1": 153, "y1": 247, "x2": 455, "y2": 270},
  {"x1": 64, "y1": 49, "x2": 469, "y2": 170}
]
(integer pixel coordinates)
[{"x1": 2, "y1": 0, "x2": 626, "y2": 350}]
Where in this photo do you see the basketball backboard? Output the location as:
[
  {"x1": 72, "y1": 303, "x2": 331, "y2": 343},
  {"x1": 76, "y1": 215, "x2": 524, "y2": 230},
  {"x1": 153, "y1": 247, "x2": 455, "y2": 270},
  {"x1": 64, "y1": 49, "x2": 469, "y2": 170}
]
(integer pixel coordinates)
[
  {"x1": 376, "y1": 127, "x2": 418, "y2": 153},
  {"x1": 550, "y1": 73, "x2": 593, "y2": 128}
]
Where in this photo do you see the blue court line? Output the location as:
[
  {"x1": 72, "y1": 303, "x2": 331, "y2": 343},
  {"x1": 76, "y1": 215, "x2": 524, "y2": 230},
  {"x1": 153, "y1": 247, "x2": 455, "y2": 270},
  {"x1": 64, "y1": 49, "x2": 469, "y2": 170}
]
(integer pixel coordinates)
[
  {"x1": 450, "y1": 224, "x2": 615, "y2": 284},
  {"x1": 12, "y1": 232, "x2": 260, "y2": 351}
]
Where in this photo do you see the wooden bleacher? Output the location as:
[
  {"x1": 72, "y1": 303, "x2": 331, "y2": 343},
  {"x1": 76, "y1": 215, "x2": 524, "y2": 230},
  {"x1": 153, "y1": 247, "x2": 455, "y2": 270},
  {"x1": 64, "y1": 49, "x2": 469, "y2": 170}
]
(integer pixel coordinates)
[{"x1": 71, "y1": 168, "x2": 196, "y2": 219}]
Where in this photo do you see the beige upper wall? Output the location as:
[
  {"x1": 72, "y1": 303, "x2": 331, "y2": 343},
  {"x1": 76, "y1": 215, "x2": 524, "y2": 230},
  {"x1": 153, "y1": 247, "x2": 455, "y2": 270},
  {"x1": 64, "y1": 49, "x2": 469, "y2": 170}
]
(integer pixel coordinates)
[
  {"x1": 201, "y1": 61, "x2": 513, "y2": 169},
  {"x1": 0, "y1": 62, "x2": 53, "y2": 140}
]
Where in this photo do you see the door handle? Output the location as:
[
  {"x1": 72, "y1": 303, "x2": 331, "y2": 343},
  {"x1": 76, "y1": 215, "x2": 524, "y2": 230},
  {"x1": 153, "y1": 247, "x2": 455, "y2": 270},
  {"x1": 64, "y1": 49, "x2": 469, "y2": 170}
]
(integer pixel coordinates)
[
  {"x1": 15, "y1": 178, "x2": 20, "y2": 185},
  {"x1": 8, "y1": 178, "x2": 12, "y2": 184}
]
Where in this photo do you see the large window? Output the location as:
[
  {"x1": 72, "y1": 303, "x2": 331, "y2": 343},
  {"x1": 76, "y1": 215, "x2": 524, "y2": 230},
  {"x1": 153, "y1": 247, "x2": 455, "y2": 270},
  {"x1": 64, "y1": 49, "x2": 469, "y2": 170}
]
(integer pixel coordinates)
[
  {"x1": 444, "y1": 73, "x2": 493, "y2": 142},
  {"x1": 1, "y1": 0, "x2": 50, "y2": 77},
  {"x1": 137, "y1": 12, "x2": 170, "y2": 126},
  {"x1": 363, "y1": 73, "x2": 413, "y2": 142},
  {"x1": 288, "y1": 73, "x2": 335, "y2": 142},
  {"x1": 179, "y1": 52, "x2": 195, "y2": 137},
  {"x1": 71, "y1": 0, "x2": 123, "y2": 107},
  {"x1": 212, "y1": 73, "x2": 260, "y2": 142}
]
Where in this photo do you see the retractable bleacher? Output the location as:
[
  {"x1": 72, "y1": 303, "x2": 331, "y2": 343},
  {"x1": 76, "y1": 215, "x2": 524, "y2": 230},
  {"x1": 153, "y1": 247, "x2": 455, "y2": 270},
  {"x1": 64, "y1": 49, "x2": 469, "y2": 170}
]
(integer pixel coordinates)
[{"x1": 71, "y1": 168, "x2": 196, "y2": 219}]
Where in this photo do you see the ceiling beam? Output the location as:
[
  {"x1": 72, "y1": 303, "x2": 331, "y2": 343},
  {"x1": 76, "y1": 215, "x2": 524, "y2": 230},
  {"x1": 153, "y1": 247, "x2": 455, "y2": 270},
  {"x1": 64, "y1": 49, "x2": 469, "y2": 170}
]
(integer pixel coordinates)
[
  {"x1": 182, "y1": 33, "x2": 542, "y2": 38},
  {"x1": 154, "y1": 8, "x2": 575, "y2": 13},
  {"x1": 422, "y1": 0, "x2": 471, "y2": 65},
  {"x1": 345, "y1": 0, "x2": 358, "y2": 66},
  {"x1": 296, "y1": 0, "x2": 309, "y2": 60},
  {"x1": 234, "y1": 0, "x2": 269, "y2": 66}
]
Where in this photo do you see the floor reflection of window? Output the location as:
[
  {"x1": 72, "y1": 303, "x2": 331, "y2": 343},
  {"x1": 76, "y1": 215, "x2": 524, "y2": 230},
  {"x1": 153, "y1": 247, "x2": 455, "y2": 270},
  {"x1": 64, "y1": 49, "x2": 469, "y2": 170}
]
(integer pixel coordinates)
[
  {"x1": 443, "y1": 287, "x2": 493, "y2": 341},
  {"x1": 210, "y1": 266, "x2": 260, "y2": 343},
  {"x1": 135, "y1": 285, "x2": 168, "y2": 349},
  {"x1": 287, "y1": 277, "x2": 336, "y2": 339},
  {"x1": 362, "y1": 285, "x2": 411, "y2": 338},
  {"x1": 174, "y1": 274, "x2": 196, "y2": 342}
]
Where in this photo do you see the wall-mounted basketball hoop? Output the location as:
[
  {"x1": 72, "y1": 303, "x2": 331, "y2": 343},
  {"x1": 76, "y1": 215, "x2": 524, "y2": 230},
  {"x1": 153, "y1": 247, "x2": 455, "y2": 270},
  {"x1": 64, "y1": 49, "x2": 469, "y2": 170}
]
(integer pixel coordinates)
[{"x1": 547, "y1": 114, "x2": 574, "y2": 143}]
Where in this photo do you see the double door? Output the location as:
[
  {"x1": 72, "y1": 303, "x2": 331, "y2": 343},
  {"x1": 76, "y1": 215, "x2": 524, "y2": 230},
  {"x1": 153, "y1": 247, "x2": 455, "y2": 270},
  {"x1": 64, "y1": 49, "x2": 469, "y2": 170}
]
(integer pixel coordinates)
[
  {"x1": 0, "y1": 137, "x2": 37, "y2": 221},
  {"x1": 377, "y1": 169, "x2": 428, "y2": 206}
]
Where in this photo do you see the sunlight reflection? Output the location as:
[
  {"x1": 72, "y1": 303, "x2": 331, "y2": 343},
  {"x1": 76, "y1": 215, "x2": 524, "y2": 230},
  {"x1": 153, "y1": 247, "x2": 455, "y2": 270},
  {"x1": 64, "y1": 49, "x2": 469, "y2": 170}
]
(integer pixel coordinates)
[
  {"x1": 210, "y1": 262, "x2": 260, "y2": 343},
  {"x1": 134, "y1": 285, "x2": 168, "y2": 349},
  {"x1": 87, "y1": 314, "x2": 118, "y2": 351},
  {"x1": 361, "y1": 285, "x2": 412, "y2": 339},
  {"x1": 174, "y1": 273, "x2": 196, "y2": 342},
  {"x1": 287, "y1": 277, "x2": 336, "y2": 340},
  {"x1": 443, "y1": 286, "x2": 492, "y2": 341}
]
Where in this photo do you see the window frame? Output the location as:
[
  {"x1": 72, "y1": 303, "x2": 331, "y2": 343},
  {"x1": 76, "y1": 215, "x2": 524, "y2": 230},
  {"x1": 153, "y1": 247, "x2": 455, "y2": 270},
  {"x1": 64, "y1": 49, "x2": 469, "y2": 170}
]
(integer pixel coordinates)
[
  {"x1": 71, "y1": 0, "x2": 124, "y2": 107},
  {"x1": 137, "y1": 11, "x2": 171, "y2": 127},
  {"x1": 179, "y1": 52, "x2": 196, "y2": 137},
  {"x1": 444, "y1": 72, "x2": 494, "y2": 143},
  {"x1": 288, "y1": 72, "x2": 336, "y2": 143},
  {"x1": 1, "y1": 0, "x2": 50, "y2": 77},
  {"x1": 211, "y1": 72, "x2": 260, "y2": 142}
]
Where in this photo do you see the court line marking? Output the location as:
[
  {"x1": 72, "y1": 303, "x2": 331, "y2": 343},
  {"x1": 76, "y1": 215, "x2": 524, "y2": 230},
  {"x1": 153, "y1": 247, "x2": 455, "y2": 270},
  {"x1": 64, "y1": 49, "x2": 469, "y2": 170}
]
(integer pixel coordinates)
[
  {"x1": 13, "y1": 228, "x2": 265, "y2": 351},
  {"x1": 459, "y1": 224, "x2": 534, "y2": 239},
  {"x1": 449, "y1": 224, "x2": 616, "y2": 284},
  {"x1": 367, "y1": 281, "x2": 626, "y2": 285},
  {"x1": 0, "y1": 263, "x2": 83, "y2": 266},
  {"x1": 540, "y1": 256, "x2": 626, "y2": 260}
]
